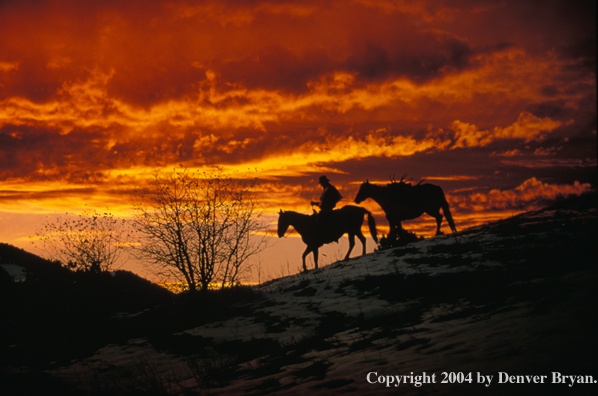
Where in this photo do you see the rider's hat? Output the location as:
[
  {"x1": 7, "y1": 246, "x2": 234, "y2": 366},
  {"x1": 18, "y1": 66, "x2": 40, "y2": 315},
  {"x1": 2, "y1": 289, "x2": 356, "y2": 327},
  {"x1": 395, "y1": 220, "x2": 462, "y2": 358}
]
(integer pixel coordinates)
[{"x1": 318, "y1": 175, "x2": 330, "y2": 184}]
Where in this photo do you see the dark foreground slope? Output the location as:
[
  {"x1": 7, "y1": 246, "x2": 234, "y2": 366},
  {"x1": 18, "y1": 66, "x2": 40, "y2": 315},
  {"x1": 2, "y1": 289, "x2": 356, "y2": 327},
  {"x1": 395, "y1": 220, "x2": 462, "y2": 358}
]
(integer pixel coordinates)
[{"x1": 1, "y1": 193, "x2": 597, "y2": 395}]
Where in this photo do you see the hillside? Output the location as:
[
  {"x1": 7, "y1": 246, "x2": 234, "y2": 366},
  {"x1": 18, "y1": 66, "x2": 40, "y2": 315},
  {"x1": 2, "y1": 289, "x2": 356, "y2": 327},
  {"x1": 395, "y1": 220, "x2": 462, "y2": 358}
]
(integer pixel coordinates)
[{"x1": 1, "y1": 193, "x2": 597, "y2": 395}]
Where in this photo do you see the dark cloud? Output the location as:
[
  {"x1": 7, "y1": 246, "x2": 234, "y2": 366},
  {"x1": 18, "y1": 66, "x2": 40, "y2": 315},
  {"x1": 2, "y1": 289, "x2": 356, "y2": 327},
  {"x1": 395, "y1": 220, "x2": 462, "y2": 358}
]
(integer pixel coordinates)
[
  {"x1": 106, "y1": 64, "x2": 205, "y2": 109},
  {"x1": 0, "y1": 124, "x2": 110, "y2": 180},
  {"x1": 345, "y1": 34, "x2": 471, "y2": 83},
  {"x1": 218, "y1": 46, "x2": 333, "y2": 93},
  {"x1": 3, "y1": 0, "x2": 483, "y2": 103},
  {"x1": 0, "y1": 62, "x2": 81, "y2": 103},
  {"x1": 558, "y1": 37, "x2": 597, "y2": 74}
]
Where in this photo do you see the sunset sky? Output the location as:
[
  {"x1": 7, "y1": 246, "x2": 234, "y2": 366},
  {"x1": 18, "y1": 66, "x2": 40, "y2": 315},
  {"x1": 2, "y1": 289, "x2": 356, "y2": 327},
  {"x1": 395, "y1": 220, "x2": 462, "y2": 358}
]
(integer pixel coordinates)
[{"x1": 1, "y1": 0, "x2": 596, "y2": 281}]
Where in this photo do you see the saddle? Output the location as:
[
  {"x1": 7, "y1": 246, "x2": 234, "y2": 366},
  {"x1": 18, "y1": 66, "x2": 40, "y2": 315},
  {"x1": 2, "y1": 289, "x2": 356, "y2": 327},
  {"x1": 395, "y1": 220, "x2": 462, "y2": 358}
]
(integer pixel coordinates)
[{"x1": 311, "y1": 209, "x2": 343, "y2": 245}]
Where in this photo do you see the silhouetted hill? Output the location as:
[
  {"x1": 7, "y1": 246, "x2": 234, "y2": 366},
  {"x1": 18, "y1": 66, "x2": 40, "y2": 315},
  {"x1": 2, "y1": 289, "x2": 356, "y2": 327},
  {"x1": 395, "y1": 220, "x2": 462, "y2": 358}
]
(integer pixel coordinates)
[
  {"x1": 0, "y1": 242, "x2": 172, "y2": 307},
  {"x1": 0, "y1": 242, "x2": 67, "y2": 282},
  {"x1": 1, "y1": 244, "x2": 174, "y2": 378}
]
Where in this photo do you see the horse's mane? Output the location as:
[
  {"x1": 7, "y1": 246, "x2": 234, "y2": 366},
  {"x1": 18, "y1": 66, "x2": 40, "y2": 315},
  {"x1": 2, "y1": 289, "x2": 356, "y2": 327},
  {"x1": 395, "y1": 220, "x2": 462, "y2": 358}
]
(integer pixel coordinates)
[
  {"x1": 280, "y1": 210, "x2": 312, "y2": 219},
  {"x1": 284, "y1": 208, "x2": 351, "y2": 218}
]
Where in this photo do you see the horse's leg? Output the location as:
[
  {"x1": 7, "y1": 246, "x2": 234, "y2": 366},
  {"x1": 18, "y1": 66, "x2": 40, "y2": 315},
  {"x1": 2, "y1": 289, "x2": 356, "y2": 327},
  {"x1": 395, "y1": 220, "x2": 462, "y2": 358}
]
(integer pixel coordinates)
[
  {"x1": 313, "y1": 248, "x2": 319, "y2": 269},
  {"x1": 387, "y1": 217, "x2": 397, "y2": 240},
  {"x1": 426, "y1": 208, "x2": 444, "y2": 236},
  {"x1": 389, "y1": 219, "x2": 403, "y2": 240},
  {"x1": 345, "y1": 233, "x2": 355, "y2": 261},
  {"x1": 302, "y1": 246, "x2": 312, "y2": 272},
  {"x1": 435, "y1": 214, "x2": 443, "y2": 235},
  {"x1": 397, "y1": 221, "x2": 406, "y2": 236},
  {"x1": 356, "y1": 231, "x2": 366, "y2": 255}
]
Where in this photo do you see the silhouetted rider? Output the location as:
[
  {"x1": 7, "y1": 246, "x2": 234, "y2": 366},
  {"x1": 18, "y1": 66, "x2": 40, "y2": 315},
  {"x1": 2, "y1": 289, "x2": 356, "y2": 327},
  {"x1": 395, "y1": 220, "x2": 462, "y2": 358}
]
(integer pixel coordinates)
[
  {"x1": 309, "y1": 176, "x2": 343, "y2": 244},
  {"x1": 311, "y1": 175, "x2": 342, "y2": 213}
]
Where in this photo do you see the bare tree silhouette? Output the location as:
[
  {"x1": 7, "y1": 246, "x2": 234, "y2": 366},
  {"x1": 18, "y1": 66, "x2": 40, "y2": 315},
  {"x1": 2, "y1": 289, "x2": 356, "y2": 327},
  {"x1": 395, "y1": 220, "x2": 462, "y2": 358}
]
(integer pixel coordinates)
[
  {"x1": 131, "y1": 165, "x2": 266, "y2": 292},
  {"x1": 34, "y1": 210, "x2": 128, "y2": 273}
]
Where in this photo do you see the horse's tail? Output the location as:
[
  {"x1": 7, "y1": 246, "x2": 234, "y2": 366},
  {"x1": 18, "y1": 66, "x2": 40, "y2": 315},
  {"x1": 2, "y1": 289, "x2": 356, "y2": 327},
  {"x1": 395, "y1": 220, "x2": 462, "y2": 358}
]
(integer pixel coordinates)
[
  {"x1": 365, "y1": 209, "x2": 379, "y2": 243},
  {"x1": 441, "y1": 196, "x2": 457, "y2": 233}
]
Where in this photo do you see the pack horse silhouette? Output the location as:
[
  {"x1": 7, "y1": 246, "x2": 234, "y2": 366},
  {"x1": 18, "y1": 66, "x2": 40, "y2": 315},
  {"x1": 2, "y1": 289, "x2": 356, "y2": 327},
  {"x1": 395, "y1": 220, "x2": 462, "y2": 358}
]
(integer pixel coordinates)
[
  {"x1": 354, "y1": 177, "x2": 457, "y2": 240},
  {"x1": 277, "y1": 205, "x2": 378, "y2": 272}
]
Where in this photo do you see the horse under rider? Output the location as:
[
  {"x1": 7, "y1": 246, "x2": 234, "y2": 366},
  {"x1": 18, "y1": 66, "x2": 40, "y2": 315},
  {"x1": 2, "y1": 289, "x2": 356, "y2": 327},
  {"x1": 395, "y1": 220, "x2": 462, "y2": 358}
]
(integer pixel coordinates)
[{"x1": 311, "y1": 175, "x2": 342, "y2": 214}]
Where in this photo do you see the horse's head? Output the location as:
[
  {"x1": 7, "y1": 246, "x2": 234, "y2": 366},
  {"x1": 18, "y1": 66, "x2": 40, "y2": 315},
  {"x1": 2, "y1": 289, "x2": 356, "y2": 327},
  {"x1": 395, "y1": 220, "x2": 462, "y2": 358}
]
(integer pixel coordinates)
[
  {"x1": 354, "y1": 180, "x2": 372, "y2": 204},
  {"x1": 277, "y1": 210, "x2": 290, "y2": 238}
]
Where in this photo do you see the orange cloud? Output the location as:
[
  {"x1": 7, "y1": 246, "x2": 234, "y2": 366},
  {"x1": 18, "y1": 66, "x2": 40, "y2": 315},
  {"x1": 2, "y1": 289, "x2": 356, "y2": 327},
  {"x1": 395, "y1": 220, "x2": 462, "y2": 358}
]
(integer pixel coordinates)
[
  {"x1": 228, "y1": 129, "x2": 451, "y2": 178},
  {"x1": 451, "y1": 112, "x2": 566, "y2": 148},
  {"x1": 0, "y1": 61, "x2": 19, "y2": 72},
  {"x1": 451, "y1": 178, "x2": 592, "y2": 212}
]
